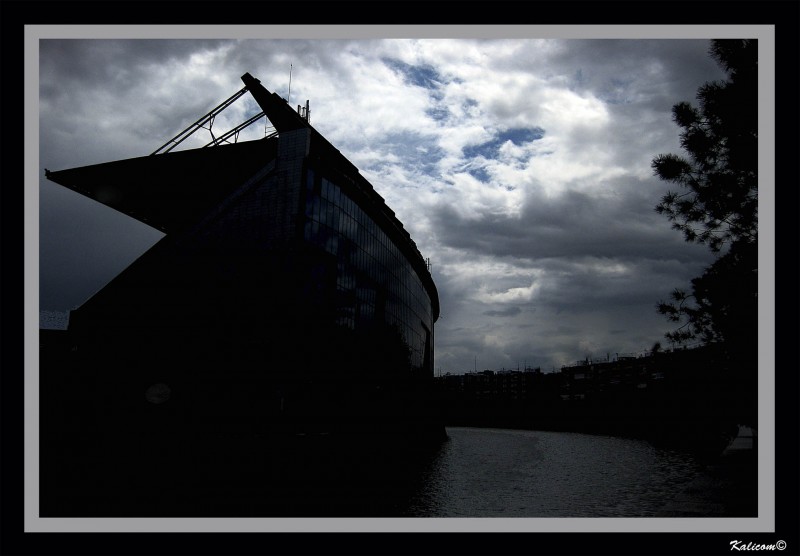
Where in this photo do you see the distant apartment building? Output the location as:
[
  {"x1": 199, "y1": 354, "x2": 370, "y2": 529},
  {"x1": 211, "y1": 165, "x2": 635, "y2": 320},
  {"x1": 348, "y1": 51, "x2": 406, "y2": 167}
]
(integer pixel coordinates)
[
  {"x1": 558, "y1": 345, "x2": 720, "y2": 401},
  {"x1": 436, "y1": 367, "x2": 554, "y2": 401}
]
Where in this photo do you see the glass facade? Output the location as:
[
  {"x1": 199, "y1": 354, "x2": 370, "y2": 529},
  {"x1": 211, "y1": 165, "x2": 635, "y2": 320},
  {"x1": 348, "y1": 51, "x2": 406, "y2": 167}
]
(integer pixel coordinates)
[
  {"x1": 40, "y1": 79, "x2": 446, "y2": 517},
  {"x1": 302, "y1": 169, "x2": 434, "y2": 374}
]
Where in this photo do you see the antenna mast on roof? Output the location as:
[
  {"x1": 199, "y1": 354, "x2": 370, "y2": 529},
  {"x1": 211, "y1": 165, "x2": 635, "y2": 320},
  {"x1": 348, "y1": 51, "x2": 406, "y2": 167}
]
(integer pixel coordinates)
[
  {"x1": 298, "y1": 99, "x2": 310, "y2": 124},
  {"x1": 287, "y1": 64, "x2": 293, "y2": 104},
  {"x1": 287, "y1": 64, "x2": 310, "y2": 124}
]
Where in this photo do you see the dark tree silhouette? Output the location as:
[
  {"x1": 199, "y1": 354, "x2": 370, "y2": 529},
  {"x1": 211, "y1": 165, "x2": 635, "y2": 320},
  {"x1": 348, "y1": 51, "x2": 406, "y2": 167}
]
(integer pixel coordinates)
[
  {"x1": 652, "y1": 39, "x2": 757, "y2": 344},
  {"x1": 652, "y1": 39, "x2": 758, "y2": 427}
]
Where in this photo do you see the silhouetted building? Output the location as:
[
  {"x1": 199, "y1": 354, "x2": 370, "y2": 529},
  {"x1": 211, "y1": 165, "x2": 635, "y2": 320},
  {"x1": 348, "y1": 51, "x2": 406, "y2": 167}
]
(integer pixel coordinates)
[
  {"x1": 558, "y1": 347, "x2": 713, "y2": 400},
  {"x1": 447, "y1": 369, "x2": 542, "y2": 400},
  {"x1": 42, "y1": 74, "x2": 443, "y2": 515}
]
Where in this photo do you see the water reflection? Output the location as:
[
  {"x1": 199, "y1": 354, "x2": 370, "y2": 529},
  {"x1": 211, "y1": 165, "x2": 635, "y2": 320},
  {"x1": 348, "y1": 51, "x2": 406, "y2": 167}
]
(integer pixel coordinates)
[{"x1": 403, "y1": 427, "x2": 704, "y2": 517}]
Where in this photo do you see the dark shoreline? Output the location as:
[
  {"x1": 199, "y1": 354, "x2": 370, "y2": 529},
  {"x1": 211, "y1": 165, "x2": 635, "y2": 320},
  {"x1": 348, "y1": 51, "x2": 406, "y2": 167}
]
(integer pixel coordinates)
[
  {"x1": 655, "y1": 428, "x2": 758, "y2": 517},
  {"x1": 439, "y1": 410, "x2": 742, "y2": 460}
]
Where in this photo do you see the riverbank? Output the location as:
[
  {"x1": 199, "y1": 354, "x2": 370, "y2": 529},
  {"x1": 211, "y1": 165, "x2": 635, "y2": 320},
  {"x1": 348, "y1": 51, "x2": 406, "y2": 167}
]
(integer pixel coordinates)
[{"x1": 656, "y1": 426, "x2": 757, "y2": 516}]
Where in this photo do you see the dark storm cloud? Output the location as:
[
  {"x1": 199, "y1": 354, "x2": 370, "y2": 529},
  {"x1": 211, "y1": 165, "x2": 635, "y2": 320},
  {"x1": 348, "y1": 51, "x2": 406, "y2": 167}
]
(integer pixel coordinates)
[
  {"x1": 39, "y1": 40, "x2": 231, "y2": 91},
  {"x1": 431, "y1": 185, "x2": 709, "y2": 264},
  {"x1": 542, "y1": 39, "x2": 727, "y2": 105},
  {"x1": 483, "y1": 307, "x2": 522, "y2": 317},
  {"x1": 40, "y1": 40, "x2": 238, "y2": 166},
  {"x1": 39, "y1": 40, "x2": 249, "y2": 148},
  {"x1": 533, "y1": 256, "x2": 706, "y2": 310}
]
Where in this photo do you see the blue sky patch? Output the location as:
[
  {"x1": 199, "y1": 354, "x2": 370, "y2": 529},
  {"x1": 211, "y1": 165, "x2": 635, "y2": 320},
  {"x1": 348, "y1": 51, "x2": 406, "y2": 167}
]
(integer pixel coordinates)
[
  {"x1": 426, "y1": 105, "x2": 450, "y2": 122},
  {"x1": 382, "y1": 58, "x2": 443, "y2": 90},
  {"x1": 468, "y1": 166, "x2": 491, "y2": 183},
  {"x1": 463, "y1": 127, "x2": 545, "y2": 159},
  {"x1": 378, "y1": 131, "x2": 445, "y2": 178}
]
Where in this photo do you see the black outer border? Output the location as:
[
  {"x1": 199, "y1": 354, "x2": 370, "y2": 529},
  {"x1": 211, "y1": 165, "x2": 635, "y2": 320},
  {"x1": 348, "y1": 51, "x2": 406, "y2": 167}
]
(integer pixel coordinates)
[{"x1": 2, "y1": 2, "x2": 798, "y2": 555}]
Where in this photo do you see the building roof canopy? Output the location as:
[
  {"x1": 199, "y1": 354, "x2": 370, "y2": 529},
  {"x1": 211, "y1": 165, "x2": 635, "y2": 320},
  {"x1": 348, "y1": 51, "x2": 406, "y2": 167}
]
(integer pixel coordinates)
[{"x1": 45, "y1": 138, "x2": 277, "y2": 233}]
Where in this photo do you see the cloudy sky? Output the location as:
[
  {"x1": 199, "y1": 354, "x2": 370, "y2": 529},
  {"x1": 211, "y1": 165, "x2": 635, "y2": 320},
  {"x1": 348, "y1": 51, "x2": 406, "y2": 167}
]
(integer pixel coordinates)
[{"x1": 37, "y1": 28, "x2": 745, "y2": 373}]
